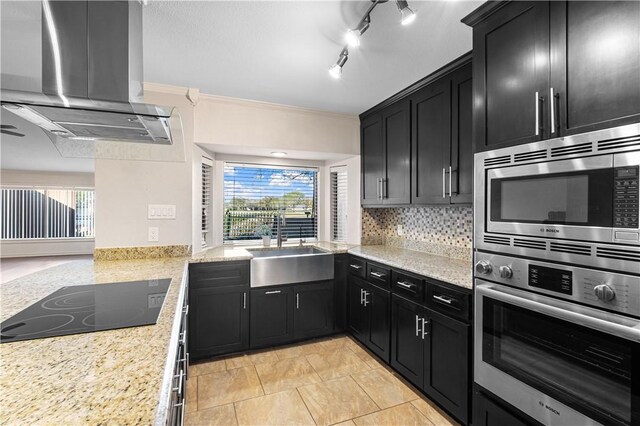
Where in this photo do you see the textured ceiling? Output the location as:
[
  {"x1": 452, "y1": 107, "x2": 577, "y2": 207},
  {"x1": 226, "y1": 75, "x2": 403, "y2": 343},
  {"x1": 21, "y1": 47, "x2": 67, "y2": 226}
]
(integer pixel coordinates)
[{"x1": 143, "y1": 0, "x2": 482, "y2": 115}]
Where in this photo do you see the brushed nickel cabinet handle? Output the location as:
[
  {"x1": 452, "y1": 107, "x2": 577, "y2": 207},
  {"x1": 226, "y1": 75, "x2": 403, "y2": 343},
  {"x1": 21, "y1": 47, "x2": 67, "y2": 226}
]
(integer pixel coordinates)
[
  {"x1": 421, "y1": 319, "x2": 430, "y2": 339},
  {"x1": 550, "y1": 87, "x2": 555, "y2": 134},
  {"x1": 370, "y1": 271, "x2": 385, "y2": 278},
  {"x1": 433, "y1": 294, "x2": 453, "y2": 305},
  {"x1": 296, "y1": 293, "x2": 300, "y2": 309},
  {"x1": 415, "y1": 315, "x2": 422, "y2": 337},
  {"x1": 397, "y1": 281, "x2": 415, "y2": 290},
  {"x1": 442, "y1": 168, "x2": 446, "y2": 198},
  {"x1": 243, "y1": 292, "x2": 247, "y2": 309},
  {"x1": 350, "y1": 264, "x2": 362, "y2": 269},
  {"x1": 535, "y1": 91, "x2": 540, "y2": 136},
  {"x1": 449, "y1": 166, "x2": 452, "y2": 197},
  {"x1": 265, "y1": 290, "x2": 281, "y2": 295}
]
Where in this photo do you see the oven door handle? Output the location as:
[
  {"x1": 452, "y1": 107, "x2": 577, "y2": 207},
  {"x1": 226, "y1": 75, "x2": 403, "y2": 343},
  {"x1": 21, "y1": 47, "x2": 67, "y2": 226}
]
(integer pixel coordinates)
[{"x1": 476, "y1": 282, "x2": 640, "y2": 343}]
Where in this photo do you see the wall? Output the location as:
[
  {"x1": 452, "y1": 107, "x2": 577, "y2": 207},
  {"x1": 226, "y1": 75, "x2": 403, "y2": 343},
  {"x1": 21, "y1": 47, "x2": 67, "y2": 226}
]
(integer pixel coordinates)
[
  {"x1": 362, "y1": 206, "x2": 473, "y2": 261},
  {"x1": 94, "y1": 83, "x2": 195, "y2": 250},
  {"x1": 0, "y1": 170, "x2": 95, "y2": 257},
  {"x1": 194, "y1": 94, "x2": 360, "y2": 155}
]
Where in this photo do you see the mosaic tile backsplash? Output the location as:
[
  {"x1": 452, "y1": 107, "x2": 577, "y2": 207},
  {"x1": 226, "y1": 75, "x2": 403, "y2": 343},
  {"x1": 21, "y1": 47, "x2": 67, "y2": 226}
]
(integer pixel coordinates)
[{"x1": 361, "y1": 206, "x2": 473, "y2": 261}]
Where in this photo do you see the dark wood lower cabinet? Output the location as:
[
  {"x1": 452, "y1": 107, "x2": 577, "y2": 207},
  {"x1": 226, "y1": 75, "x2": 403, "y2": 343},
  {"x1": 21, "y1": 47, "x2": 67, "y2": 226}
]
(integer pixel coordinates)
[
  {"x1": 348, "y1": 277, "x2": 369, "y2": 340},
  {"x1": 333, "y1": 254, "x2": 348, "y2": 332},
  {"x1": 390, "y1": 294, "x2": 471, "y2": 425},
  {"x1": 473, "y1": 386, "x2": 539, "y2": 426},
  {"x1": 348, "y1": 276, "x2": 391, "y2": 363},
  {"x1": 250, "y1": 287, "x2": 295, "y2": 348},
  {"x1": 294, "y1": 281, "x2": 334, "y2": 339}
]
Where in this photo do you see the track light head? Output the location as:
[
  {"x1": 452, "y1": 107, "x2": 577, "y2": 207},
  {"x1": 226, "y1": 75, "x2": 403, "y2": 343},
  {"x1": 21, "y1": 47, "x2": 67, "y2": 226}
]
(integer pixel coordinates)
[
  {"x1": 329, "y1": 48, "x2": 349, "y2": 79},
  {"x1": 345, "y1": 16, "x2": 371, "y2": 48},
  {"x1": 396, "y1": 0, "x2": 416, "y2": 25}
]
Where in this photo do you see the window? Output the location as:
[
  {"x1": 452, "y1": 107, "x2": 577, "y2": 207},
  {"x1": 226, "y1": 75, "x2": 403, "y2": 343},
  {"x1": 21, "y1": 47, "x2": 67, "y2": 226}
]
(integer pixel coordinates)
[
  {"x1": 1, "y1": 187, "x2": 95, "y2": 239},
  {"x1": 201, "y1": 159, "x2": 213, "y2": 248},
  {"x1": 223, "y1": 163, "x2": 318, "y2": 243},
  {"x1": 330, "y1": 167, "x2": 348, "y2": 242}
]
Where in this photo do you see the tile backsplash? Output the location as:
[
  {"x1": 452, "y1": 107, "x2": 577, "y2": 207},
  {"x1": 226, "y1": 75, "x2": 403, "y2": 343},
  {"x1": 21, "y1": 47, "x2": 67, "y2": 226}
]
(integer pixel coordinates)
[{"x1": 361, "y1": 206, "x2": 473, "y2": 261}]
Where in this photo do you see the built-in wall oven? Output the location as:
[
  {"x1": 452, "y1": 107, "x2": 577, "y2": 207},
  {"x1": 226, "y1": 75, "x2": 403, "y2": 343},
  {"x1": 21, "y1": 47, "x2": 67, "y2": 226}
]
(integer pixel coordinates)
[{"x1": 473, "y1": 124, "x2": 640, "y2": 425}]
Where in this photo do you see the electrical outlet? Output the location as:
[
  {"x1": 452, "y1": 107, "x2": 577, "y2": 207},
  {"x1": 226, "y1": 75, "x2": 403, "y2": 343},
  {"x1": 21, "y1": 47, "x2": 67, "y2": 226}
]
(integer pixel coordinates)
[
  {"x1": 397, "y1": 224, "x2": 404, "y2": 236},
  {"x1": 148, "y1": 227, "x2": 159, "y2": 242}
]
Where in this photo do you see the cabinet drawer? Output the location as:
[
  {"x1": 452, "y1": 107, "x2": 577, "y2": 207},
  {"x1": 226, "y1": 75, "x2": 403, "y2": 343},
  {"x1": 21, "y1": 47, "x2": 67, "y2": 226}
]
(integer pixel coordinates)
[
  {"x1": 425, "y1": 281, "x2": 471, "y2": 322},
  {"x1": 391, "y1": 270, "x2": 424, "y2": 302},
  {"x1": 189, "y1": 261, "x2": 249, "y2": 288},
  {"x1": 348, "y1": 256, "x2": 366, "y2": 278},
  {"x1": 366, "y1": 262, "x2": 391, "y2": 288}
]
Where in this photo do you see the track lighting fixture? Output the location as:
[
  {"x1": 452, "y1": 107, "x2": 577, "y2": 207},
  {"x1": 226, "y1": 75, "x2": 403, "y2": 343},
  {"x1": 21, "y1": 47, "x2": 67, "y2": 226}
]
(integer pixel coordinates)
[
  {"x1": 329, "y1": 0, "x2": 416, "y2": 79},
  {"x1": 329, "y1": 48, "x2": 349, "y2": 79},
  {"x1": 396, "y1": 0, "x2": 416, "y2": 26}
]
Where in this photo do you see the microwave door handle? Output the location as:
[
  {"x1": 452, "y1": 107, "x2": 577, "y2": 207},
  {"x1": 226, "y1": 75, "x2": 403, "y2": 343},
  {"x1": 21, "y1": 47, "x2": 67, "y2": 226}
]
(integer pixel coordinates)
[{"x1": 476, "y1": 283, "x2": 640, "y2": 342}]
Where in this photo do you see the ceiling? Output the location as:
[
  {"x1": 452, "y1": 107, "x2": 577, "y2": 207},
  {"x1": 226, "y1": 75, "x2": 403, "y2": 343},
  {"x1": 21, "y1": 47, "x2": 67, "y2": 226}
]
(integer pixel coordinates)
[
  {"x1": 0, "y1": 0, "x2": 481, "y2": 172},
  {"x1": 143, "y1": 1, "x2": 481, "y2": 115}
]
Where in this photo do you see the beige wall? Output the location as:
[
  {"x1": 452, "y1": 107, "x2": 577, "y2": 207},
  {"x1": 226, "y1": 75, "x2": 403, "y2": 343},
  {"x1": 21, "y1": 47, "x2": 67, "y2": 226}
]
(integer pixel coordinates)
[
  {"x1": 194, "y1": 94, "x2": 359, "y2": 155},
  {"x1": 94, "y1": 84, "x2": 195, "y2": 249},
  {"x1": 1, "y1": 170, "x2": 94, "y2": 187}
]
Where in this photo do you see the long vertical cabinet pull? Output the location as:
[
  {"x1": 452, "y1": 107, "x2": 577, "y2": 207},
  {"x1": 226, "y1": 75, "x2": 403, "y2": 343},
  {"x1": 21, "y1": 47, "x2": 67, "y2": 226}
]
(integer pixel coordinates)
[
  {"x1": 415, "y1": 315, "x2": 422, "y2": 337},
  {"x1": 382, "y1": 178, "x2": 387, "y2": 199},
  {"x1": 550, "y1": 87, "x2": 556, "y2": 134},
  {"x1": 442, "y1": 168, "x2": 446, "y2": 198},
  {"x1": 243, "y1": 292, "x2": 247, "y2": 309},
  {"x1": 448, "y1": 166, "x2": 453, "y2": 197},
  {"x1": 296, "y1": 293, "x2": 300, "y2": 309},
  {"x1": 360, "y1": 288, "x2": 365, "y2": 305},
  {"x1": 363, "y1": 291, "x2": 370, "y2": 307},
  {"x1": 421, "y1": 318, "x2": 430, "y2": 339},
  {"x1": 535, "y1": 91, "x2": 540, "y2": 136}
]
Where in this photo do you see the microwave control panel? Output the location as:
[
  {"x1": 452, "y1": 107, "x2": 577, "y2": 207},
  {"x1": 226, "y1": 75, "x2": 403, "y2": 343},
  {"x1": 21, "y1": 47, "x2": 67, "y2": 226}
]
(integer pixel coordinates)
[{"x1": 614, "y1": 166, "x2": 639, "y2": 228}]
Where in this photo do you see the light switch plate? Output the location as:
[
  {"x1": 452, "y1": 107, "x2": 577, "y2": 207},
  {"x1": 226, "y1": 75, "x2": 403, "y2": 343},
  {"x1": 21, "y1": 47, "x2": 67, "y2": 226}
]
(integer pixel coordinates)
[{"x1": 148, "y1": 204, "x2": 176, "y2": 219}]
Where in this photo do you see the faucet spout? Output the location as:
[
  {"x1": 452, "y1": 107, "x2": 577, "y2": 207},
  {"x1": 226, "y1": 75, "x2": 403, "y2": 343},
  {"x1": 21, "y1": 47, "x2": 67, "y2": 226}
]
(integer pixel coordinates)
[{"x1": 276, "y1": 211, "x2": 287, "y2": 248}]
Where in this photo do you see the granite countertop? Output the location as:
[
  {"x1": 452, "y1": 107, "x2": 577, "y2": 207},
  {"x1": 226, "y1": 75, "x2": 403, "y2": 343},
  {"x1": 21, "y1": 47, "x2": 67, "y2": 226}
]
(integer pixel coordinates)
[
  {"x1": 348, "y1": 245, "x2": 473, "y2": 290},
  {"x1": 0, "y1": 257, "x2": 188, "y2": 425},
  {"x1": 191, "y1": 240, "x2": 356, "y2": 263}
]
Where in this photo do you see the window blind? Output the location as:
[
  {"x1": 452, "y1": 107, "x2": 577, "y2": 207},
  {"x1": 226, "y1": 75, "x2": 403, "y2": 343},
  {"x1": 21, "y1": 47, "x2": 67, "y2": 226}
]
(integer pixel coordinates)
[
  {"x1": 223, "y1": 163, "x2": 318, "y2": 243},
  {"x1": 201, "y1": 160, "x2": 213, "y2": 248},
  {"x1": 1, "y1": 187, "x2": 95, "y2": 239},
  {"x1": 330, "y1": 168, "x2": 348, "y2": 242}
]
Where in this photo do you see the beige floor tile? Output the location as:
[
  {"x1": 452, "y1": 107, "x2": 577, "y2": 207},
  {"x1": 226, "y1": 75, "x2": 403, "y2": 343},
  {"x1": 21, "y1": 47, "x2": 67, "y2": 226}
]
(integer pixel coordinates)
[
  {"x1": 255, "y1": 356, "x2": 322, "y2": 394},
  {"x1": 247, "y1": 350, "x2": 279, "y2": 365},
  {"x1": 225, "y1": 355, "x2": 254, "y2": 370},
  {"x1": 317, "y1": 336, "x2": 352, "y2": 352},
  {"x1": 306, "y1": 348, "x2": 371, "y2": 381},
  {"x1": 298, "y1": 376, "x2": 379, "y2": 426},
  {"x1": 198, "y1": 366, "x2": 264, "y2": 410},
  {"x1": 191, "y1": 359, "x2": 226, "y2": 376},
  {"x1": 351, "y1": 368, "x2": 419, "y2": 409},
  {"x1": 411, "y1": 399, "x2": 459, "y2": 426},
  {"x1": 331, "y1": 421, "x2": 356, "y2": 426},
  {"x1": 184, "y1": 404, "x2": 238, "y2": 426},
  {"x1": 346, "y1": 344, "x2": 384, "y2": 369},
  {"x1": 235, "y1": 389, "x2": 315, "y2": 426},
  {"x1": 274, "y1": 341, "x2": 326, "y2": 360},
  {"x1": 354, "y1": 403, "x2": 432, "y2": 426},
  {"x1": 186, "y1": 376, "x2": 198, "y2": 413}
]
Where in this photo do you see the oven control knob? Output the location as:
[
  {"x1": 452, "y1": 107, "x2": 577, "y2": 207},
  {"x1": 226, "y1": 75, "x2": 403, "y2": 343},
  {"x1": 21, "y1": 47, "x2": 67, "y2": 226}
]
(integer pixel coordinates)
[
  {"x1": 499, "y1": 266, "x2": 513, "y2": 279},
  {"x1": 594, "y1": 284, "x2": 616, "y2": 302},
  {"x1": 475, "y1": 261, "x2": 493, "y2": 275}
]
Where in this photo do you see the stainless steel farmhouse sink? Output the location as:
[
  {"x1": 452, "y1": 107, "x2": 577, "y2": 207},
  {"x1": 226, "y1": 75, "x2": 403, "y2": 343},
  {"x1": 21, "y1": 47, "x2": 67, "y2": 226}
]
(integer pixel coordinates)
[{"x1": 248, "y1": 247, "x2": 334, "y2": 287}]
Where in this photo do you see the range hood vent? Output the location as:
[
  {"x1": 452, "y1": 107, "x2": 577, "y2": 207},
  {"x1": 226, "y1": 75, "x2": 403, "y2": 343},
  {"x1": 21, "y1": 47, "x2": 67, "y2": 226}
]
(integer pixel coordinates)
[{"x1": 1, "y1": 0, "x2": 177, "y2": 147}]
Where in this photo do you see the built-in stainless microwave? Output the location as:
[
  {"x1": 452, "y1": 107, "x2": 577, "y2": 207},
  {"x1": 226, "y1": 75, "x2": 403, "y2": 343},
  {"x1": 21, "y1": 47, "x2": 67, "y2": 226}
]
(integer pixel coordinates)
[{"x1": 475, "y1": 124, "x2": 640, "y2": 274}]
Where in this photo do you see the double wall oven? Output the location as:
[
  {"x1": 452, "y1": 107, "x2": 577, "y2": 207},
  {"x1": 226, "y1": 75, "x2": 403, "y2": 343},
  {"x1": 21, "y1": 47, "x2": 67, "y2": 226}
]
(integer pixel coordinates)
[{"x1": 474, "y1": 124, "x2": 640, "y2": 426}]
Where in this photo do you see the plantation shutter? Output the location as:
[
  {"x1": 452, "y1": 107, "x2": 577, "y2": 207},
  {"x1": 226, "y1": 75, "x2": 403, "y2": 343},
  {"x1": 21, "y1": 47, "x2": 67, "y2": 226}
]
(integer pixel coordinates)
[
  {"x1": 330, "y1": 167, "x2": 348, "y2": 242},
  {"x1": 223, "y1": 163, "x2": 318, "y2": 243},
  {"x1": 201, "y1": 159, "x2": 213, "y2": 247}
]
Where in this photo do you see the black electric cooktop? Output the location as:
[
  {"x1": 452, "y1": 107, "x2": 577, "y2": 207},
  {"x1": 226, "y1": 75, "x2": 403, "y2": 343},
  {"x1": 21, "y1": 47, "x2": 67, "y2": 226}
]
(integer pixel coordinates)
[{"x1": 0, "y1": 279, "x2": 171, "y2": 343}]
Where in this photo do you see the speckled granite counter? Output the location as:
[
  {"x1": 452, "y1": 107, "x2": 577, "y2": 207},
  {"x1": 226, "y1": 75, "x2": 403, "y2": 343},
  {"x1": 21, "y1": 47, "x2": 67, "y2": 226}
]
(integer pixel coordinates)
[
  {"x1": 191, "y1": 241, "x2": 356, "y2": 263},
  {"x1": 0, "y1": 257, "x2": 188, "y2": 425},
  {"x1": 348, "y1": 245, "x2": 473, "y2": 290}
]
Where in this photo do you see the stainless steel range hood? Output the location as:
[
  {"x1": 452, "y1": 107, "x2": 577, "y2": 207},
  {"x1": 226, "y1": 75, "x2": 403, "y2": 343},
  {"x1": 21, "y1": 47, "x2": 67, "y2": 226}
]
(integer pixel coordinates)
[{"x1": 1, "y1": 0, "x2": 177, "y2": 147}]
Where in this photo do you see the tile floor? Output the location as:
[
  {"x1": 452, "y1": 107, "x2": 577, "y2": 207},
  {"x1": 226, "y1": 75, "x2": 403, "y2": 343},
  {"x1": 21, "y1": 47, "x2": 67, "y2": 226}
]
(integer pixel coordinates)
[{"x1": 185, "y1": 334, "x2": 460, "y2": 426}]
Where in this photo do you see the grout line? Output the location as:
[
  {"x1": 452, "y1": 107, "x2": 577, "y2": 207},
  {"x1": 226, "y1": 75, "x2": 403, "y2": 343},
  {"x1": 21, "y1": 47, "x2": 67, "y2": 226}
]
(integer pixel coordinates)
[
  {"x1": 295, "y1": 387, "x2": 319, "y2": 426},
  {"x1": 232, "y1": 401, "x2": 240, "y2": 426},
  {"x1": 348, "y1": 374, "x2": 382, "y2": 411}
]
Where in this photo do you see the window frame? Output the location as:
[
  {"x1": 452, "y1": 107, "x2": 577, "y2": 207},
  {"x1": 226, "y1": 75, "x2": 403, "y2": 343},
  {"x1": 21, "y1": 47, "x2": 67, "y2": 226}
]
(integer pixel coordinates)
[{"x1": 330, "y1": 166, "x2": 348, "y2": 243}]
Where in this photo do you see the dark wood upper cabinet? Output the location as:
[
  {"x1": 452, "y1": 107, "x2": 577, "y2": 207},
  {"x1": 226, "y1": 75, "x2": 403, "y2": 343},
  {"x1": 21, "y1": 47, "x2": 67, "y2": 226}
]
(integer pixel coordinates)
[
  {"x1": 550, "y1": 1, "x2": 640, "y2": 136},
  {"x1": 360, "y1": 53, "x2": 473, "y2": 206},
  {"x1": 464, "y1": 1, "x2": 640, "y2": 152},
  {"x1": 361, "y1": 114, "x2": 384, "y2": 206},
  {"x1": 412, "y1": 77, "x2": 451, "y2": 205},
  {"x1": 381, "y1": 99, "x2": 411, "y2": 205}
]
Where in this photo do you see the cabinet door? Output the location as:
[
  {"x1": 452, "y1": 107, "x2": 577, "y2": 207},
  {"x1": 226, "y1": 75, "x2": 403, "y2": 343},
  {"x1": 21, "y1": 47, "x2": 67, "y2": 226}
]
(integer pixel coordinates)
[
  {"x1": 189, "y1": 286, "x2": 248, "y2": 359},
  {"x1": 361, "y1": 114, "x2": 384, "y2": 206},
  {"x1": 366, "y1": 283, "x2": 391, "y2": 363},
  {"x1": 294, "y1": 281, "x2": 334, "y2": 339},
  {"x1": 250, "y1": 287, "x2": 294, "y2": 348},
  {"x1": 450, "y1": 63, "x2": 473, "y2": 204},
  {"x1": 390, "y1": 295, "x2": 425, "y2": 388},
  {"x1": 424, "y1": 307, "x2": 470, "y2": 424},
  {"x1": 473, "y1": 388, "x2": 538, "y2": 426},
  {"x1": 382, "y1": 100, "x2": 411, "y2": 205},
  {"x1": 473, "y1": 1, "x2": 550, "y2": 151},
  {"x1": 550, "y1": 1, "x2": 640, "y2": 136},
  {"x1": 348, "y1": 277, "x2": 369, "y2": 343},
  {"x1": 411, "y1": 77, "x2": 451, "y2": 205}
]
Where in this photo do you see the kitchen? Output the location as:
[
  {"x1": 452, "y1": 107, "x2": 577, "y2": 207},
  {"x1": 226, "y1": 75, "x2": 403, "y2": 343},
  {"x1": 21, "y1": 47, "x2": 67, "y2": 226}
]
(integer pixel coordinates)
[{"x1": 0, "y1": 1, "x2": 638, "y2": 425}]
